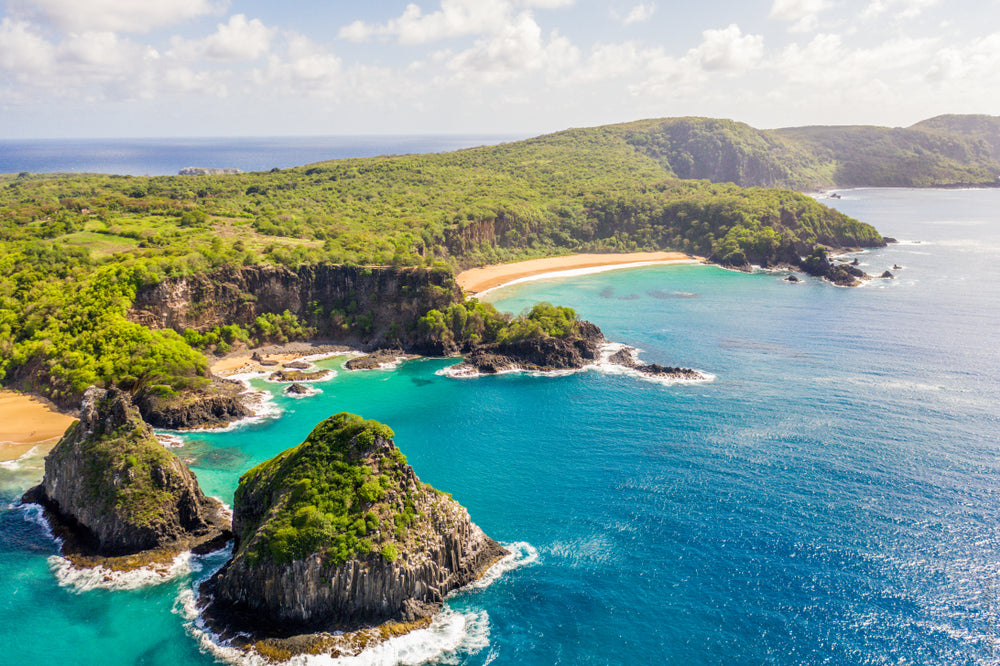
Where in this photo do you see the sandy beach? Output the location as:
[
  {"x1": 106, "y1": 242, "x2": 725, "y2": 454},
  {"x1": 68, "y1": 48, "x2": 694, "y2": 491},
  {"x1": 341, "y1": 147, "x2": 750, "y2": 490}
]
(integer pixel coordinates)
[
  {"x1": 456, "y1": 251, "x2": 700, "y2": 294},
  {"x1": 209, "y1": 341, "x2": 354, "y2": 376},
  {"x1": 0, "y1": 390, "x2": 77, "y2": 462}
]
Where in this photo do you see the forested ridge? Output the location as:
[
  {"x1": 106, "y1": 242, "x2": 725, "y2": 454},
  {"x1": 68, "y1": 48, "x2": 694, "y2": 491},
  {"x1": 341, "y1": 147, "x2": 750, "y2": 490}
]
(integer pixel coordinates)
[{"x1": 1, "y1": 116, "x2": 897, "y2": 408}]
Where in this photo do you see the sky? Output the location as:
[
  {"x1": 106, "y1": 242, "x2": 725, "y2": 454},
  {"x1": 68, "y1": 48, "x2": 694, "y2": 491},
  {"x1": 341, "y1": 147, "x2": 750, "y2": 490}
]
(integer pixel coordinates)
[{"x1": 0, "y1": 0, "x2": 998, "y2": 138}]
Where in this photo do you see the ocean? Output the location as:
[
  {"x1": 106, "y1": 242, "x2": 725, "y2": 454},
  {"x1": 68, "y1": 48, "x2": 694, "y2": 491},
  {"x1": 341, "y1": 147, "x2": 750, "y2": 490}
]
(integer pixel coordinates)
[
  {"x1": 2, "y1": 187, "x2": 1000, "y2": 665},
  {"x1": 0, "y1": 136, "x2": 519, "y2": 176}
]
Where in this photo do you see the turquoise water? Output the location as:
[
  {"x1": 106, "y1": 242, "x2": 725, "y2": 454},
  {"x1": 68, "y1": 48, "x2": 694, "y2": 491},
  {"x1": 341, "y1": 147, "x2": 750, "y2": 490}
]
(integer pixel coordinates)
[{"x1": 3, "y1": 188, "x2": 1000, "y2": 664}]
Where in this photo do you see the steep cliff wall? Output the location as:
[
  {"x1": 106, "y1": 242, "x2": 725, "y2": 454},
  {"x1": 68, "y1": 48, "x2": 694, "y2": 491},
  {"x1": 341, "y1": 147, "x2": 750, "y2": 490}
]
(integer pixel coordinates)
[
  {"x1": 203, "y1": 413, "x2": 507, "y2": 632},
  {"x1": 128, "y1": 264, "x2": 462, "y2": 350},
  {"x1": 22, "y1": 387, "x2": 230, "y2": 556}
]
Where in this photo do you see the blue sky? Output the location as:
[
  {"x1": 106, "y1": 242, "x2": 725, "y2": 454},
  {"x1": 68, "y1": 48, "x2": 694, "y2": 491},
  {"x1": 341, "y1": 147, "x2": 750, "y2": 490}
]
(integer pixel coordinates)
[{"x1": 1, "y1": 0, "x2": 997, "y2": 137}]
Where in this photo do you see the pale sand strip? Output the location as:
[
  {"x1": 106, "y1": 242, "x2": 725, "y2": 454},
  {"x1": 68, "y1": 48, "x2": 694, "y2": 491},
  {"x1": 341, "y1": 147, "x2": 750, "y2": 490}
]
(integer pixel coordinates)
[
  {"x1": 456, "y1": 252, "x2": 700, "y2": 295},
  {"x1": 0, "y1": 390, "x2": 77, "y2": 462}
]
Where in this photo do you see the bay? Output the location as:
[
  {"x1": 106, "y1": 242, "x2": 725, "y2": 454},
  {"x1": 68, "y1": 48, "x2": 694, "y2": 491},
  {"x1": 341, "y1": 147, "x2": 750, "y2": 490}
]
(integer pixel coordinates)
[{"x1": 1, "y1": 187, "x2": 999, "y2": 664}]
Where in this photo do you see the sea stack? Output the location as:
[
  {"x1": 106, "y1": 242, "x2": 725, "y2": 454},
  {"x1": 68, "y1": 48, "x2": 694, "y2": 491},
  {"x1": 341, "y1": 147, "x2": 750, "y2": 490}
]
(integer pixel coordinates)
[
  {"x1": 202, "y1": 412, "x2": 507, "y2": 651},
  {"x1": 21, "y1": 387, "x2": 230, "y2": 559}
]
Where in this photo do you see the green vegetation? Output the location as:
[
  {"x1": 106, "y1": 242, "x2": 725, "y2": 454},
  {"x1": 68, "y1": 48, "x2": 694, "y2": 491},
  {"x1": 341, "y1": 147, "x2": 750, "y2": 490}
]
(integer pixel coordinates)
[
  {"x1": 0, "y1": 116, "x2": 902, "y2": 406},
  {"x1": 416, "y1": 300, "x2": 580, "y2": 348},
  {"x1": 234, "y1": 413, "x2": 414, "y2": 565},
  {"x1": 49, "y1": 390, "x2": 178, "y2": 526}
]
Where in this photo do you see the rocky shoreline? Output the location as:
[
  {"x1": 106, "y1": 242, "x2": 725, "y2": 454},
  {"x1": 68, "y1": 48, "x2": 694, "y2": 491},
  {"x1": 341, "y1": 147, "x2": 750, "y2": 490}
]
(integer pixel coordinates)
[{"x1": 21, "y1": 388, "x2": 231, "y2": 570}]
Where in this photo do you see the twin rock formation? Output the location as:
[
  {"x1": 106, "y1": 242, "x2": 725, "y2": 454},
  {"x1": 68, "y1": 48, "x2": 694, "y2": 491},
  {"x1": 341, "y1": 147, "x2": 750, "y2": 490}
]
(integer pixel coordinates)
[{"x1": 22, "y1": 390, "x2": 503, "y2": 657}]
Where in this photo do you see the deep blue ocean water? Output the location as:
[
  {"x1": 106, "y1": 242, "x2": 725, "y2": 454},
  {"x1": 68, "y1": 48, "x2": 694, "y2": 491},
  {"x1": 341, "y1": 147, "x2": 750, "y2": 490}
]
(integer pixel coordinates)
[
  {"x1": 2, "y1": 187, "x2": 1000, "y2": 665},
  {"x1": 0, "y1": 136, "x2": 518, "y2": 176}
]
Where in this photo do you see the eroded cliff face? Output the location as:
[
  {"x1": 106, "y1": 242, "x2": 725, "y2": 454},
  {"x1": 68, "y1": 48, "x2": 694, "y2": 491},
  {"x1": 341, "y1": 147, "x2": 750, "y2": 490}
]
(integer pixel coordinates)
[
  {"x1": 202, "y1": 413, "x2": 508, "y2": 633},
  {"x1": 128, "y1": 264, "x2": 462, "y2": 351},
  {"x1": 22, "y1": 387, "x2": 230, "y2": 557},
  {"x1": 455, "y1": 320, "x2": 605, "y2": 375}
]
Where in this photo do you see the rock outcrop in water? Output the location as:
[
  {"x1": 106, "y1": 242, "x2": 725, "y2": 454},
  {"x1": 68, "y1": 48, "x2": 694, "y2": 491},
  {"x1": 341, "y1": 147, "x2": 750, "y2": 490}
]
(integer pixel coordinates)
[
  {"x1": 453, "y1": 321, "x2": 605, "y2": 375},
  {"x1": 606, "y1": 347, "x2": 705, "y2": 380},
  {"x1": 201, "y1": 413, "x2": 507, "y2": 647},
  {"x1": 134, "y1": 378, "x2": 252, "y2": 429},
  {"x1": 21, "y1": 387, "x2": 230, "y2": 558}
]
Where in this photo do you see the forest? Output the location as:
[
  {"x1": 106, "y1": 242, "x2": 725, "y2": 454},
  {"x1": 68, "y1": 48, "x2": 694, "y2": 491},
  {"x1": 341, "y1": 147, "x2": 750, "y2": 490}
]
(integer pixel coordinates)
[{"x1": 1, "y1": 116, "x2": 903, "y2": 407}]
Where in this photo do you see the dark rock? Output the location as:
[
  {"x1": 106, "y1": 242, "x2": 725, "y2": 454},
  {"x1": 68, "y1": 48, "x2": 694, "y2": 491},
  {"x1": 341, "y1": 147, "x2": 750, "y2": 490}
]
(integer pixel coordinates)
[
  {"x1": 880, "y1": 270, "x2": 895, "y2": 279},
  {"x1": 283, "y1": 361, "x2": 311, "y2": 370},
  {"x1": 345, "y1": 349, "x2": 403, "y2": 371},
  {"x1": 21, "y1": 387, "x2": 230, "y2": 558},
  {"x1": 135, "y1": 378, "x2": 252, "y2": 429},
  {"x1": 883, "y1": 237, "x2": 898, "y2": 244},
  {"x1": 607, "y1": 346, "x2": 704, "y2": 380},
  {"x1": 201, "y1": 413, "x2": 507, "y2": 639},
  {"x1": 893, "y1": 264, "x2": 902, "y2": 270},
  {"x1": 798, "y1": 247, "x2": 869, "y2": 286},
  {"x1": 784, "y1": 275, "x2": 801, "y2": 283},
  {"x1": 285, "y1": 383, "x2": 311, "y2": 395},
  {"x1": 269, "y1": 369, "x2": 331, "y2": 382},
  {"x1": 850, "y1": 258, "x2": 860, "y2": 266},
  {"x1": 454, "y1": 321, "x2": 605, "y2": 374}
]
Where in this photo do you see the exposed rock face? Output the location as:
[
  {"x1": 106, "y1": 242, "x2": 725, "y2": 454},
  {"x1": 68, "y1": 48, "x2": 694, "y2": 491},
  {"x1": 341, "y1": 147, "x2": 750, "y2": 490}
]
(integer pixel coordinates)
[
  {"x1": 345, "y1": 349, "x2": 404, "y2": 370},
  {"x1": 21, "y1": 387, "x2": 230, "y2": 557},
  {"x1": 179, "y1": 167, "x2": 243, "y2": 175},
  {"x1": 134, "y1": 378, "x2": 252, "y2": 429},
  {"x1": 269, "y1": 369, "x2": 331, "y2": 382},
  {"x1": 454, "y1": 321, "x2": 605, "y2": 374},
  {"x1": 606, "y1": 347, "x2": 705, "y2": 380},
  {"x1": 128, "y1": 264, "x2": 461, "y2": 351},
  {"x1": 203, "y1": 413, "x2": 507, "y2": 634},
  {"x1": 285, "y1": 383, "x2": 311, "y2": 395},
  {"x1": 799, "y1": 247, "x2": 869, "y2": 287}
]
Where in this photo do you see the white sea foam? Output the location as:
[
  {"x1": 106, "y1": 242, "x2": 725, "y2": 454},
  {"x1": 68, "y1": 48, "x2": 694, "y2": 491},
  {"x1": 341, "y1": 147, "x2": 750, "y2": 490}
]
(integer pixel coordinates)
[
  {"x1": 157, "y1": 433, "x2": 185, "y2": 448},
  {"x1": 19, "y1": 502, "x2": 58, "y2": 543},
  {"x1": 177, "y1": 541, "x2": 533, "y2": 666},
  {"x1": 459, "y1": 541, "x2": 539, "y2": 592},
  {"x1": 0, "y1": 444, "x2": 43, "y2": 470},
  {"x1": 436, "y1": 344, "x2": 713, "y2": 386},
  {"x1": 50, "y1": 550, "x2": 199, "y2": 592}
]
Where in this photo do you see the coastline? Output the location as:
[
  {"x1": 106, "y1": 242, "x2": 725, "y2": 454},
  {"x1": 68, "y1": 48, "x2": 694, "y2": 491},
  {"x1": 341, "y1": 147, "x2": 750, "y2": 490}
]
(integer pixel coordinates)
[
  {"x1": 0, "y1": 390, "x2": 77, "y2": 462},
  {"x1": 456, "y1": 252, "x2": 701, "y2": 295}
]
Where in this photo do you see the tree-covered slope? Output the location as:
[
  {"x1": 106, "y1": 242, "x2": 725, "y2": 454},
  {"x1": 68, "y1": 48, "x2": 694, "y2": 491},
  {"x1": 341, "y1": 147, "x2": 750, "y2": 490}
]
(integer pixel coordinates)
[
  {"x1": 910, "y1": 114, "x2": 1000, "y2": 162},
  {"x1": 775, "y1": 124, "x2": 999, "y2": 187},
  {"x1": 0, "y1": 119, "x2": 886, "y2": 409}
]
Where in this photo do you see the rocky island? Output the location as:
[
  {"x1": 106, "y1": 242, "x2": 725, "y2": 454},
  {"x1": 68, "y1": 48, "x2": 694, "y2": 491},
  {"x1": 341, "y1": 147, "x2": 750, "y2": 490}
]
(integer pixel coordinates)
[
  {"x1": 199, "y1": 412, "x2": 507, "y2": 659},
  {"x1": 21, "y1": 387, "x2": 230, "y2": 567}
]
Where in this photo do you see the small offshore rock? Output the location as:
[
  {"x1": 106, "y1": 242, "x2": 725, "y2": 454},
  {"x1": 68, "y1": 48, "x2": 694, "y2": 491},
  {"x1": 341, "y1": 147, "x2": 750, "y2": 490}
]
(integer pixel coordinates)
[
  {"x1": 285, "y1": 383, "x2": 311, "y2": 395},
  {"x1": 345, "y1": 349, "x2": 404, "y2": 371},
  {"x1": 880, "y1": 270, "x2": 895, "y2": 279}
]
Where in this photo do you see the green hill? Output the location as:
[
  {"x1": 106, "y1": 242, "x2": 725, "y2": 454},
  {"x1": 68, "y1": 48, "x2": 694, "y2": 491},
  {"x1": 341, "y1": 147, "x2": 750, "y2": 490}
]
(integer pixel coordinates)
[{"x1": 0, "y1": 119, "x2": 886, "y2": 408}]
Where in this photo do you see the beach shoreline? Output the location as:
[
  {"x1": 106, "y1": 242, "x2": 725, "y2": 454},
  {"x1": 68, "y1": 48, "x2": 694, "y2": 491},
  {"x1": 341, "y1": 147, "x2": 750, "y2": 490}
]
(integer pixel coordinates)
[
  {"x1": 0, "y1": 390, "x2": 77, "y2": 463},
  {"x1": 456, "y1": 252, "x2": 701, "y2": 295}
]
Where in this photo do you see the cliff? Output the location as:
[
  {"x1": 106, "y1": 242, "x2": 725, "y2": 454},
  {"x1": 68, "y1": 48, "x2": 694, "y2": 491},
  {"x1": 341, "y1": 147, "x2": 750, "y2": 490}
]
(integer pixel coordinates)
[
  {"x1": 201, "y1": 413, "x2": 507, "y2": 642},
  {"x1": 128, "y1": 264, "x2": 462, "y2": 352},
  {"x1": 21, "y1": 387, "x2": 230, "y2": 559},
  {"x1": 133, "y1": 378, "x2": 253, "y2": 429}
]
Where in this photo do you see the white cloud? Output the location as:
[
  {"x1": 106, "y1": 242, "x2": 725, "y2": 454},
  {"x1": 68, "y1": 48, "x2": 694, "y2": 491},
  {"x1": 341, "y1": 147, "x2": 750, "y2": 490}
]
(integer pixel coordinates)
[
  {"x1": 338, "y1": 0, "x2": 574, "y2": 45},
  {"x1": 769, "y1": 0, "x2": 829, "y2": 32},
  {"x1": 926, "y1": 33, "x2": 1000, "y2": 84},
  {"x1": 861, "y1": 0, "x2": 940, "y2": 21},
  {"x1": 9, "y1": 0, "x2": 226, "y2": 34},
  {"x1": 0, "y1": 18, "x2": 55, "y2": 75},
  {"x1": 620, "y1": 3, "x2": 656, "y2": 25},
  {"x1": 171, "y1": 14, "x2": 275, "y2": 61},
  {"x1": 252, "y1": 35, "x2": 344, "y2": 98},
  {"x1": 443, "y1": 11, "x2": 579, "y2": 84},
  {"x1": 688, "y1": 24, "x2": 764, "y2": 73}
]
